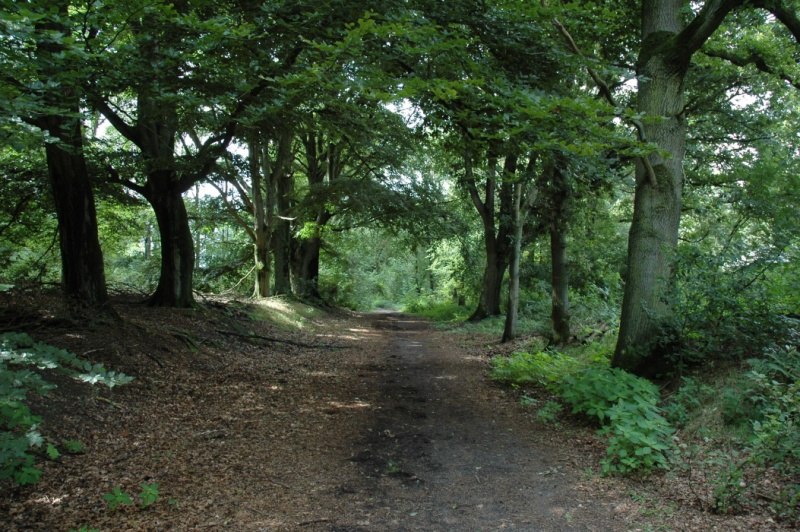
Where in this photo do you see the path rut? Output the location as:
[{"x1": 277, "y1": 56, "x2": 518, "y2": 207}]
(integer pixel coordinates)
[{"x1": 332, "y1": 313, "x2": 627, "y2": 531}]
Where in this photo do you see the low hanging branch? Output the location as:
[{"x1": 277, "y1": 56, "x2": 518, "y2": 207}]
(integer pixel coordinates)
[{"x1": 543, "y1": 2, "x2": 659, "y2": 188}]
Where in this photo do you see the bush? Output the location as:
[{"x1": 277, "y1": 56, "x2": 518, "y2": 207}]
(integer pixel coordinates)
[
  {"x1": 492, "y1": 347, "x2": 675, "y2": 475},
  {"x1": 491, "y1": 350, "x2": 582, "y2": 389},
  {"x1": 0, "y1": 332, "x2": 133, "y2": 485},
  {"x1": 561, "y1": 366, "x2": 674, "y2": 474}
]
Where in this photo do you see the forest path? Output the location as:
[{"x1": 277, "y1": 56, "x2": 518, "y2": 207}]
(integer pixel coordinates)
[
  {"x1": 330, "y1": 312, "x2": 627, "y2": 531},
  {"x1": 0, "y1": 301, "x2": 638, "y2": 532}
]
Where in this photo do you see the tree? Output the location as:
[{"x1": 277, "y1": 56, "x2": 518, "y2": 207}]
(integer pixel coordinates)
[
  {"x1": 613, "y1": 0, "x2": 800, "y2": 374},
  {"x1": 0, "y1": 0, "x2": 110, "y2": 309}
]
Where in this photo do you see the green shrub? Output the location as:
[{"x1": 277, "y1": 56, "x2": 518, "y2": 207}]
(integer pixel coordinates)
[
  {"x1": 491, "y1": 350, "x2": 582, "y2": 389},
  {"x1": 492, "y1": 348, "x2": 675, "y2": 475},
  {"x1": 0, "y1": 332, "x2": 133, "y2": 485},
  {"x1": 402, "y1": 298, "x2": 470, "y2": 322},
  {"x1": 663, "y1": 376, "x2": 713, "y2": 427},
  {"x1": 561, "y1": 366, "x2": 675, "y2": 475}
]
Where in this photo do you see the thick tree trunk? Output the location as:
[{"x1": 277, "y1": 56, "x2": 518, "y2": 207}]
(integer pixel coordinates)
[
  {"x1": 273, "y1": 174, "x2": 293, "y2": 296},
  {"x1": 293, "y1": 237, "x2": 323, "y2": 300},
  {"x1": 613, "y1": 0, "x2": 741, "y2": 373},
  {"x1": 470, "y1": 238, "x2": 507, "y2": 321},
  {"x1": 550, "y1": 219, "x2": 570, "y2": 344},
  {"x1": 31, "y1": 2, "x2": 109, "y2": 310},
  {"x1": 145, "y1": 178, "x2": 195, "y2": 308},
  {"x1": 42, "y1": 118, "x2": 109, "y2": 308},
  {"x1": 548, "y1": 162, "x2": 571, "y2": 344},
  {"x1": 466, "y1": 150, "x2": 513, "y2": 321}
]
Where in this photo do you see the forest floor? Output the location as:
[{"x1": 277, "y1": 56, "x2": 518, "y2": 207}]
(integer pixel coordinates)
[{"x1": 0, "y1": 293, "x2": 791, "y2": 531}]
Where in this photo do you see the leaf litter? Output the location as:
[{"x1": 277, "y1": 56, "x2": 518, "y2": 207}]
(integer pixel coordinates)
[{"x1": 0, "y1": 291, "x2": 792, "y2": 531}]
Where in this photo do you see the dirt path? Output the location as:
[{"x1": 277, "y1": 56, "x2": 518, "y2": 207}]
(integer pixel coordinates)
[
  {"x1": 1, "y1": 302, "x2": 639, "y2": 531},
  {"x1": 331, "y1": 312, "x2": 628, "y2": 531}
]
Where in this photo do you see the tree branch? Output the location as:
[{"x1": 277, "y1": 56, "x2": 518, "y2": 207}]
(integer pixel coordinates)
[
  {"x1": 208, "y1": 181, "x2": 256, "y2": 241},
  {"x1": 675, "y1": 0, "x2": 745, "y2": 64},
  {"x1": 704, "y1": 48, "x2": 800, "y2": 89},
  {"x1": 543, "y1": 2, "x2": 658, "y2": 187},
  {"x1": 105, "y1": 164, "x2": 147, "y2": 196}
]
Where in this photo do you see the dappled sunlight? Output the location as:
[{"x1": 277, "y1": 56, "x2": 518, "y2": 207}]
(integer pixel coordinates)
[
  {"x1": 325, "y1": 400, "x2": 371, "y2": 410},
  {"x1": 33, "y1": 495, "x2": 64, "y2": 506},
  {"x1": 308, "y1": 371, "x2": 339, "y2": 378}
]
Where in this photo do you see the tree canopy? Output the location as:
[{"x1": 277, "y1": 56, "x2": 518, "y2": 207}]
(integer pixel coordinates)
[{"x1": 1, "y1": 0, "x2": 799, "y2": 370}]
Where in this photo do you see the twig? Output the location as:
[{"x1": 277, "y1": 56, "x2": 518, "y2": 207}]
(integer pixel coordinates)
[
  {"x1": 221, "y1": 264, "x2": 257, "y2": 295},
  {"x1": 298, "y1": 518, "x2": 330, "y2": 527},
  {"x1": 96, "y1": 396, "x2": 123, "y2": 409},
  {"x1": 144, "y1": 351, "x2": 165, "y2": 368}
]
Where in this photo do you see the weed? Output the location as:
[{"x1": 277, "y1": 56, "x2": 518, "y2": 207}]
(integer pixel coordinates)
[
  {"x1": 139, "y1": 483, "x2": 160, "y2": 508},
  {"x1": 536, "y1": 401, "x2": 563, "y2": 427},
  {"x1": 561, "y1": 366, "x2": 674, "y2": 475},
  {"x1": 104, "y1": 483, "x2": 160, "y2": 511},
  {"x1": 104, "y1": 486, "x2": 133, "y2": 510}
]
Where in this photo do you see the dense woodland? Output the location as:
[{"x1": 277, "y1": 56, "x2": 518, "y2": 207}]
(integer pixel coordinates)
[{"x1": 3, "y1": 0, "x2": 800, "y2": 524}]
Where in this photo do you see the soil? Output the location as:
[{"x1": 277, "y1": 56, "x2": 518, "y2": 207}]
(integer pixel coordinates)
[{"x1": 0, "y1": 293, "x2": 791, "y2": 531}]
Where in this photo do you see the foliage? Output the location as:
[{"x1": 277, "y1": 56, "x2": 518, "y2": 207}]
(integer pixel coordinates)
[
  {"x1": 656, "y1": 243, "x2": 791, "y2": 370},
  {"x1": 0, "y1": 333, "x2": 132, "y2": 485},
  {"x1": 104, "y1": 486, "x2": 133, "y2": 511},
  {"x1": 492, "y1": 341, "x2": 674, "y2": 475},
  {"x1": 536, "y1": 401, "x2": 563, "y2": 427},
  {"x1": 491, "y1": 350, "x2": 583, "y2": 389},
  {"x1": 104, "y1": 483, "x2": 161, "y2": 510},
  {"x1": 663, "y1": 377, "x2": 714, "y2": 428},
  {"x1": 561, "y1": 367, "x2": 674, "y2": 475},
  {"x1": 402, "y1": 298, "x2": 471, "y2": 322}
]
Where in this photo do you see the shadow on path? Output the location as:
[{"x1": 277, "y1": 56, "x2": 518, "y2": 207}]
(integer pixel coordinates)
[{"x1": 335, "y1": 312, "x2": 625, "y2": 531}]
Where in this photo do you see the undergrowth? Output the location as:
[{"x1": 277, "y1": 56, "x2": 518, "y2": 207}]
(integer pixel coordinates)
[
  {"x1": 494, "y1": 340, "x2": 800, "y2": 514},
  {"x1": 491, "y1": 341, "x2": 675, "y2": 476},
  {"x1": 0, "y1": 332, "x2": 132, "y2": 485}
]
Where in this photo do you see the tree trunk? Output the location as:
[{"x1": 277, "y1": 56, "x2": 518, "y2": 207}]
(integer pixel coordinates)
[
  {"x1": 293, "y1": 237, "x2": 323, "y2": 299},
  {"x1": 42, "y1": 118, "x2": 110, "y2": 308},
  {"x1": 144, "y1": 176, "x2": 195, "y2": 308},
  {"x1": 293, "y1": 136, "x2": 337, "y2": 300},
  {"x1": 273, "y1": 173, "x2": 293, "y2": 296},
  {"x1": 549, "y1": 162, "x2": 571, "y2": 344},
  {"x1": 502, "y1": 156, "x2": 521, "y2": 343},
  {"x1": 613, "y1": 0, "x2": 741, "y2": 374},
  {"x1": 250, "y1": 133, "x2": 270, "y2": 298},
  {"x1": 465, "y1": 147, "x2": 513, "y2": 321},
  {"x1": 550, "y1": 217, "x2": 570, "y2": 344},
  {"x1": 31, "y1": 2, "x2": 110, "y2": 311}
]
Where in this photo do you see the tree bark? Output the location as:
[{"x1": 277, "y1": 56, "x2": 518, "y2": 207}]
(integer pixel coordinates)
[
  {"x1": 249, "y1": 132, "x2": 270, "y2": 298},
  {"x1": 42, "y1": 117, "x2": 110, "y2": 308},
  {"x1": 613, "y1": 0, "x2": 742, "y2": 374},
  {"x1": 548, "y1": 162, "x2": 570, "y2": 344},
  {"x1": 550, "y1": 214, "x2": 570, "y2": 344},
  {"x1": 502, "y1": 155, "x2": 521, "y2": 343},
  {"x1": 31, "y1": 2, "x2": 109, "y2": 310},
  {"x1": 143, "y1": 175, "x2": 195, "y2": 308},
  {"x1": 465, "y1": 144, "x2": 513, "y2": 321},
  {"x1": 293, "y1": 135, "x2": 337, "y2": 300},
  {"x1": 273, "y1": 173, "x2": 293, "y2": 296}
]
